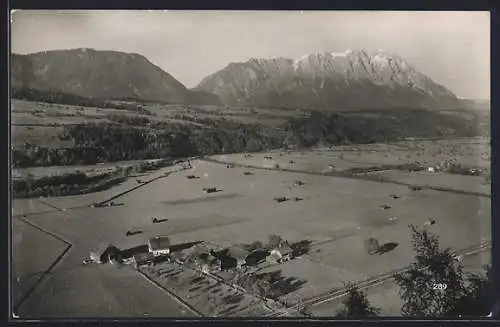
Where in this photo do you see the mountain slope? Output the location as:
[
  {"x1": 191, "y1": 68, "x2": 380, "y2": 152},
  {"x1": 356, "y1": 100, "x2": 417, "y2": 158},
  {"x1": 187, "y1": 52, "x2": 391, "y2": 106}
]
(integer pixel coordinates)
[
  {"x1": 195, "y1": 50, "x2": 462, "y2": 110},
  {"x1": 11, "y1": 48, "x2": 221, "y2": 105}
]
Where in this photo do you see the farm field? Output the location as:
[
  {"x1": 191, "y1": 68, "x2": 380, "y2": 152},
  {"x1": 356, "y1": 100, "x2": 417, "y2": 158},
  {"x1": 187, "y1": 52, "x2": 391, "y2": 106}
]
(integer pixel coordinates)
[
  {"x1": 211, "y1": 137, "x2": 490, "y2": 174},
  {"x1": 12, "y1": 218, "x2": 70, "y2": 306},
  {"x1": 29, "y1": 165, "x2": 175, "y2": 211},
  {"x1": 362, "y1": 170, "x2": 490, "y2": 195},
  {"x1": 12, "y1": 140, "x2": 491, "y2": 317},
  {"x1": 18, "y1": 263, "x2": 194, "y2": 318},
  {"x1": 310, "y1": 278, "x2": 402, "y2": 316}
]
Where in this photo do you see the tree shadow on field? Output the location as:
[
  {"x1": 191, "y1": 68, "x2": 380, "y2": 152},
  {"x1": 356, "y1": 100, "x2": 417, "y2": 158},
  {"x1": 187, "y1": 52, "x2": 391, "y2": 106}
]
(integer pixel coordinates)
[
  {"x1": 170, "y1": 241, "x2": 203, "y2": 253},
  {"x1": 290, "y1": 240, "x2": 312, "y2": 257},
  {"x1": 223, "y1": 294, "x2": 245, "y2": 305},
  {"x1": 255, "y1": 269, "x2": 307, "y2": 299},
  {"x1": 376, "y1": 242, "x2": 399, "y2": 255}
]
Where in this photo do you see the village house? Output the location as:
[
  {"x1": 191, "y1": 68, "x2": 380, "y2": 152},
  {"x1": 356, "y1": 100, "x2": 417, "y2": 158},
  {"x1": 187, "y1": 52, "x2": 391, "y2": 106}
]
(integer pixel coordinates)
[
  {"x1": 222, "y1": 247, "x2": 251, "y2": 270},
  {"x1": 200, "y1": 253, "x2": 222, "y2": 274},
  {"x1": 132, "y1": 252, "x2": 155, "y2": 269},
  {"x1": 147, "y1": 236, "x2": 171, "y2": 257},
  {"x1": 267, "y1": 244, "x2": 294, "y2": 263},
  {"x1": 90, "y1": 243, "x2": 121, "y2": 264}
]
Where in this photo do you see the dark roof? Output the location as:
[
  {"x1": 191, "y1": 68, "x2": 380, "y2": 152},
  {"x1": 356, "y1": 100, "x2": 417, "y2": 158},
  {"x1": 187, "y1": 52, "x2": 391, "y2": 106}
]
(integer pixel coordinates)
[
  {"x1": 148, "y1": 236, "x2": 171, "y2": 250},
  {"x1": 225, "y1": 247, "x2": 250, "y2": 261},
  {"x1": 201, "y1": 254, "x2": 220, "y2": 265},
  {"x1": 91, "y1": 243, "x2": 120, "y2": 256}
]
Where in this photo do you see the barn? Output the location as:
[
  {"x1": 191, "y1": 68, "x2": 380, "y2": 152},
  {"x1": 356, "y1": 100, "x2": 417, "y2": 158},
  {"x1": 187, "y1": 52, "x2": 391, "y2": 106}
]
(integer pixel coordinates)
[
  {"x1": 225, "y1": 246, "x2": 251, "y2": 270},
  {"x1": 90, "y1": 243, "x2": 121, "y2": 264}
]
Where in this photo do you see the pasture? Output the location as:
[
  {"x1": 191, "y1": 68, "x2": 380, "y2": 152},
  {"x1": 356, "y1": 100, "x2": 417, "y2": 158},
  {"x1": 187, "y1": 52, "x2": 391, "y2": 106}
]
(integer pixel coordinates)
[
  {"x1": 12, "y1": 218, "x2": 70, "y2": 307},
  {"x1": 366, "y1": 170, "x2": 490, "y2": 195},
  {"x1": 211, "y1": 137, "x2": 490, "y2": 174},
  {"x1": 18, "y1": 264, "x2": 194, "y2": 318}
]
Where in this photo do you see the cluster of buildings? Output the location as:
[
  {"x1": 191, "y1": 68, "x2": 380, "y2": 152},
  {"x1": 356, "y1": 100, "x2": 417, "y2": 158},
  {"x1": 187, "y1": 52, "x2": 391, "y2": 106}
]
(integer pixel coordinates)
[
  {"x1": 425, "y1": 160, "x2": 484, "y2": 176},
  {"x1": 89, "y1": 236, "x2": 171, "y2": 268},
  {"x1": 89, "y1": 235, "x2": 297, "y2": 276},
  {"x1": 189, "y1": 242, "x2": 295, "y2": 274}
]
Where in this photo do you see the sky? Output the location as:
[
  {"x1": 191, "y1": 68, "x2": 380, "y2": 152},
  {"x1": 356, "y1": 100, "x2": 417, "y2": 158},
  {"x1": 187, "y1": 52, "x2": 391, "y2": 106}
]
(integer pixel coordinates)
[{"x1": 11, "y1": 10, "x2": 490, "y2": 99}]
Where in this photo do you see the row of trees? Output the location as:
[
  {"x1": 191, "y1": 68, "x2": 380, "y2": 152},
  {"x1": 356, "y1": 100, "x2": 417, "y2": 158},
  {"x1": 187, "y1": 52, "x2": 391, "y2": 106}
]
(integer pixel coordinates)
[
  {"x1": 12, "y1": 122, "x2": 282, "y2": 168},
  {"x1": 12, "y1": 159, "x2": 174, "y2": 199},
  {"x1": 329, "y1": 225, "x2": 492, "y2": 318},
  {"x1": 12, "y1": 170, "x2": 127, "y2": 198},
  {"x1": 283, "y1": 110, "x2": 481, "y2": 149},
  {"x1": 13, "y1": 107, "x2": 482, "y2": 168}
]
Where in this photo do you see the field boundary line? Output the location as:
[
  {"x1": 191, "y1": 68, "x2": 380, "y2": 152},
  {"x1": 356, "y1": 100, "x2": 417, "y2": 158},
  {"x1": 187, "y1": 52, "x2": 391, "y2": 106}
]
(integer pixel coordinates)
[
  {"x1": 202, "y1": 158, "x2": 490, "y2": 198},
  {"x1": 17, "y1": 215, "x2": 72, "y2": 246},
  {"x1": 12, "y1": 209, "x2": 61, "y2": 218},
  {"x1": 136, "y1": 268, "x2": 202, "y2": 317},
  {"x1": 96, "y1": 173, "x2": 171, "y2": 206},
  {"x1": 13, "y1": 216, "x2": 73, "y2": 314}
]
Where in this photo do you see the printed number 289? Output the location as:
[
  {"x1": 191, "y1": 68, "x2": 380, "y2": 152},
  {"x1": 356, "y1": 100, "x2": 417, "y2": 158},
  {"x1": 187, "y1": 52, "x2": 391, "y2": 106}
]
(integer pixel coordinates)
[{"x1": 433, "y1": 283, "x2": 448, "y2": 290}]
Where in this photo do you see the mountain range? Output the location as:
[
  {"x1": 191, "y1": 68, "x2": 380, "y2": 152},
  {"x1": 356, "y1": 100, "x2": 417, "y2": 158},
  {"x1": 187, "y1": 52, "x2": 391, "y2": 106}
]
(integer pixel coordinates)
[
  {"x1": 12, "y1": 48, "x2": 471, "y2": 110},
  {"x1": 196, "y1": 50, "x2": 462, "y2": 110}
]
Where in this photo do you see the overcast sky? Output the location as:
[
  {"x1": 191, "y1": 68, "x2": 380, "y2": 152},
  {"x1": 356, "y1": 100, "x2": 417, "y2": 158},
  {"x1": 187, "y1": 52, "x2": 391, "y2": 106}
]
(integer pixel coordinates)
[{"x1": 11, "y1": 10, "x2": 490, "y2": 99}]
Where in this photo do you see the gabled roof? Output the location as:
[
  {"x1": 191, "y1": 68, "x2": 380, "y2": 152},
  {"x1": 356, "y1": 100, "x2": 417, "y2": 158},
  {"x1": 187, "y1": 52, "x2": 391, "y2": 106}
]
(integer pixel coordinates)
[
  {"x1": 274, "y1": 244, "x2": 293, "y2": 255},
  {"x1": 91, "y1": 243, "x2": 120, "y2": 256},
  {"x1": 225, "y1": 246, "x2": 250, "y2": 261},
  {"x1": 148, "y1": 236, "x2": 171, "y2": 250}
]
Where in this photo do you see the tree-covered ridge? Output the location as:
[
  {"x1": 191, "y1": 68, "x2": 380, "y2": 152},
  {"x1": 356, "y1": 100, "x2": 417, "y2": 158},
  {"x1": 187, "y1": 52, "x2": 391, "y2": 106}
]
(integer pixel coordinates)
[{"x1": 13, "y1": 107, "x2": 483, "y2": 168}]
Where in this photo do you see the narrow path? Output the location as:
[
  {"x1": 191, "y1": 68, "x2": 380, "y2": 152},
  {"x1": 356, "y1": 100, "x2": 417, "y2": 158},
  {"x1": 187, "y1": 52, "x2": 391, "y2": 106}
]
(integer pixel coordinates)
[
  {"x1": 202, "y1": 158, "x2": 490, "y2": 198},
  {"x1": 13, "y1": 216, "x2": 73, "y2": 314},
  {"x1": 96, "y1": 172, "x2": 172, "y2": 206}
]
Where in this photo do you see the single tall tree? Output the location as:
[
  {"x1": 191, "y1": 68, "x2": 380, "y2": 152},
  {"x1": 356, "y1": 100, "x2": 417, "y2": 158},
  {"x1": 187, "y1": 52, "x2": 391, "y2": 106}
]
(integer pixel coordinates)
[
  {"x1": 394, "y1": 224, "x2": 467, "y2": 317},
  {"x1": 335, "y1": 283, "x2": 380, "y2": 318}
]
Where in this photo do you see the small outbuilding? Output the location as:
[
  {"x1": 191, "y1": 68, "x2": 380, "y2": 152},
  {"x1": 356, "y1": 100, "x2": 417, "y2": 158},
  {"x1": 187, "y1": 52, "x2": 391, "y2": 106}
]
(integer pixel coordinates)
[
  {"x1": 148, "y1": 236, "x2": 171, "y2": 257},
  {"x1": 90, "y1": 243, "x2": 121, "y2": 264},
  {"x1": 267, "y1": 244, "x2": 294, "y2": 263}
]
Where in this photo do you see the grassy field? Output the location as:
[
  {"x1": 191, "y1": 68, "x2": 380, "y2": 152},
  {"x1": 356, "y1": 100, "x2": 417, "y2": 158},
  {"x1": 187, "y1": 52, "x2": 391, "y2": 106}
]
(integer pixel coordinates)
[
  {"x1": 211, "y1": 138, "x2": 490, "y2": 173},
  {"x1": 12, "y1": 218, "x2": 70, "y2": 307},
  {"x1": 365, "y1": 170, "x2": 490, "y2": 195},
  {"x1": 11, "y1": 136, "x2": 491, "y2": 317},
  {"x1": 18, "y1": 264, "x2": 195, "y2": 318}
]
